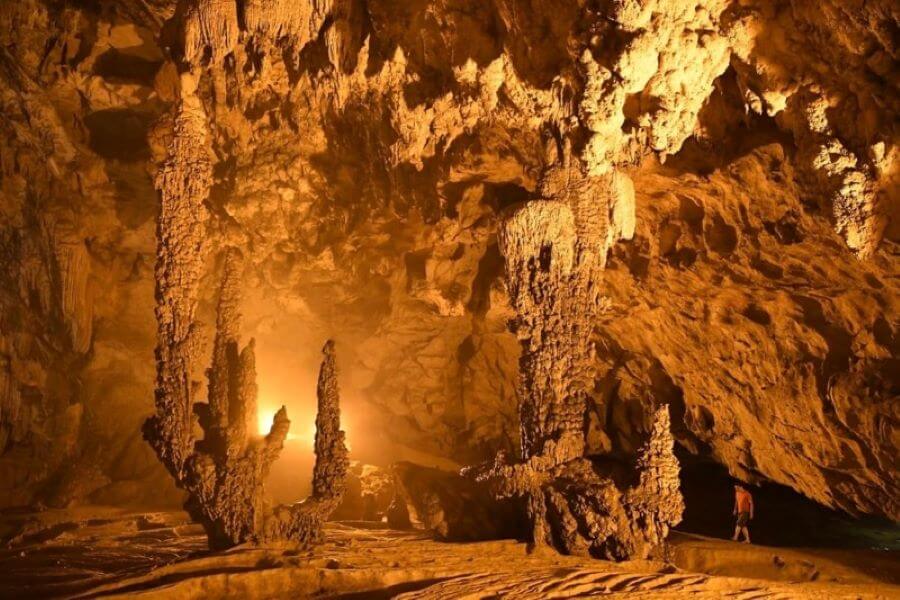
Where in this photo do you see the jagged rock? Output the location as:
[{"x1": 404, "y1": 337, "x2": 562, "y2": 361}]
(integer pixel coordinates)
[
  {"x1": 388, "y1": 461, "x2": 525, "y2": 542},
  {"x1": 178, "y1": 251, "x2": 292, "y2": 549},
  {"x1": 261, "y1": 340, "x2": 350, "y2": 544},
  {"x1": 331, "y1": 461, "x2": 394, "y2": 521},
  {"x1": 0, "y1": 0, "x2": 897, "y2": 529}
]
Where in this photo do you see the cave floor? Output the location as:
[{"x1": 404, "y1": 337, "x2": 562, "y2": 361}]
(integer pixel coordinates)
[{"x1": 1, "y1": 507, "x2": 898, "y2": 599}]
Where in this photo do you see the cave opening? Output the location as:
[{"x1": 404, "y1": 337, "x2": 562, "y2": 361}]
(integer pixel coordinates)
[{"x1": 676, "y1": 449, "x2": 900, "y2": 551}]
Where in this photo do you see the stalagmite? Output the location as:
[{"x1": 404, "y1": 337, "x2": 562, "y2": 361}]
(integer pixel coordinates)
[
  {"x1": 464, "y1": 162, "x2": 682, "y2": 559},
  {"x1": 263, "y1": 340, "x2": 350, "y2": 544},
  {"x1": 3, "y1": 0, "x2": 900, "y2": 595},
  {"x1": 146, "y1": 244, "x2": 348, "y2": 549},
  {"x1": 180, "y1": 250, "x2": 290, "y2": 549}
]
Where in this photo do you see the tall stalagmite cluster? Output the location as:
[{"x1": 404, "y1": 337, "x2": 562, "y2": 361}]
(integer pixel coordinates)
[
  {"x1": 144, "y1": 241, "x2": 349, "y2": 548},
  {"x1": 466, "y1": 156, "x2": 683, "y2": 559},
  {"x1": 142, "y1": 3, "x2": 349, "y2": 548},
  {"x1": 180, "y1": 250, "x2": 290, "y2": 549}
]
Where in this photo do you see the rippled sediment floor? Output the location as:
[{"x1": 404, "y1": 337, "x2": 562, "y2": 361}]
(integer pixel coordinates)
[{"x1": 1, "y1": 507, "x2": 898, "y2": 599}]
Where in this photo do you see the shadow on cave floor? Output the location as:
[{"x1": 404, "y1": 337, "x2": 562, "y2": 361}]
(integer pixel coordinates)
[{"x1": 675, "y1": 448, "x2": 900, "y2": 551}]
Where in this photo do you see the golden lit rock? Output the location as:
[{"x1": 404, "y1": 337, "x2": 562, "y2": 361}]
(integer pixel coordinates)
[{"x1": 0, "y1": 0, "x2": 897, "y2": 595}]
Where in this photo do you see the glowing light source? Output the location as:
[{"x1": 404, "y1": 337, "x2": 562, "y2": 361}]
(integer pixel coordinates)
[{"x1": 257, "y1": 406, "x2": 316, "y2": 443}]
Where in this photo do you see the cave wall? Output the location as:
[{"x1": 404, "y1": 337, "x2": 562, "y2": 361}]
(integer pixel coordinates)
[{"x1": 0, "y1": 0, "x2": 896, "y2": 519}]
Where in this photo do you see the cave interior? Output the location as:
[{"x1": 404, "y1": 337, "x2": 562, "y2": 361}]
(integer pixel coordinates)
[{"x1": 0, "y1": 0, "x2": 898, "y2": 598}]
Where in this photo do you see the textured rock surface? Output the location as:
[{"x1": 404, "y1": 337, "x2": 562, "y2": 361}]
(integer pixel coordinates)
[
  {"x1": 0, "y1": 0, "x2": 896, "y2": 527},
  {"x1": 145, "y1": 188, "x2": 347, "y2": 550},
  {"x1": 467, "y1": 405, "x2": 683, "y2": 559},
  {"x1": 388, "y1": 461, "x2": 525, "y2": 541},
  {"x1": 176, "y1": 252, "x2": 292, "y2": 548}
]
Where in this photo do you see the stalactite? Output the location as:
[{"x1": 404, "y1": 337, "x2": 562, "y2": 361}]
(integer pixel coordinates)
[
  {"x1": 51, "y1": 234, "x2": 92, "y2": 354},
  {"x1": 783, "y1": 91, "x2": 886, "y2": 258},
  {"x1": 142, "y1": 72, "x2": 212, "y2": 480},
  {"x1": 178, "y1": 0, "x2": 334, "y2": 66},
  {"x1": 241, "y1": 0, "x2": 332, "y2": 48},
  {"x1": 182, "y1": 0, "x2": 240, "y2": 65}
]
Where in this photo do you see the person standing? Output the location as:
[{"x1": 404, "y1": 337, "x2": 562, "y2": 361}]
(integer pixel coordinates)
[{"x1": 732, "y1": 484, "x2": 754, "y2": 543}]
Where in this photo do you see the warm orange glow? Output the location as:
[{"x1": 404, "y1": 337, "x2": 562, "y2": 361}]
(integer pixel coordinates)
[
  {"x1": 256, "y1": 405, "x2": 312, "y2": 443},
  {"x1": 257, "y1": 404, "x2": 352, "y2": 450}
]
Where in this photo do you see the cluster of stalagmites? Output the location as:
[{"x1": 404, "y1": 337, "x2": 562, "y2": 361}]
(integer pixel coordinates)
[
  {"x1": 139, "y1": 0, "x2": 350, "y2": 550},
  {"x1": 144, "y1": 0, "x2": 683, "y2": 557},
  {"x1": 465, "y1": 158, "x2": 683, "y2": 560},
  {"x1": 145, "y1": 249, "x2": 348, "y2": 549},
  {"x1": 142, "y1": 95, "x2": 348, "y2": 547}
]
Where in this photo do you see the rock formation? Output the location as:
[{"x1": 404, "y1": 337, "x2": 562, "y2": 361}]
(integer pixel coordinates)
[
  {"x1": 458, "y1": 155, "x2": 682, "y2": 559},
  {"x1": 388, "y1": 461, "x2": 525, "y2": 541},
  {"x1": 142, "y1": 69, "x2": 213, "y2": 481},
  {"x1": 0, "y1": 0, "x2": 897, "y2": 535},
  {"x1": 145, "y1": 245, "x2": 349, "y2": 548},
  {"x1": 331, "y1": 461, "x2": 394, "y2": 521},
  {"x1": 177, "y1": 250, "x2": 292, "y2": 549},
  {"x1": 468, "y1": 401, "x2": 683, "y2": 560},
  {"x1": 139, "y1": 0, "x2": 356, "y2": 549},
  {"x1": 262, "y1": 340, "x2": 350, "y2": 544}
]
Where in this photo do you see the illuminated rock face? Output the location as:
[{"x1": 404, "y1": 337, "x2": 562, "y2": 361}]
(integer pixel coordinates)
[
  {"x1": 0, "y1": 0, "x2": 897, "y2": 527},
  {"x1": 465, "y1": 167, "x2": 683, "y2": 557},
  {"x1": 145, "y1": 218, "x2": 348, "y2": 549}
]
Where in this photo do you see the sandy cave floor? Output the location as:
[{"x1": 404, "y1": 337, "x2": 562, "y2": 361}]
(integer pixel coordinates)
[{"x1": 0, "y1": 507, "x2": 898, "y2": 599}]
